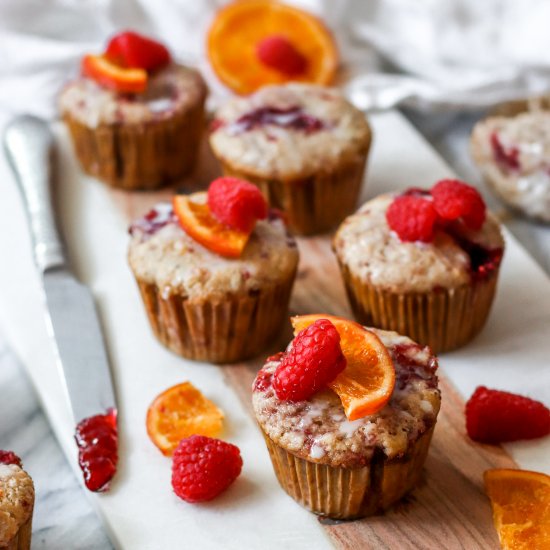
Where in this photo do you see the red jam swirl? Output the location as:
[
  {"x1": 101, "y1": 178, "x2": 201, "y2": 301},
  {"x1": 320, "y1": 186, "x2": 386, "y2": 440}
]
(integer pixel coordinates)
[
  {"x1": 75, "y1": 408, "x2": 118, "y2": 492},
  {"x1": 490, "y1": 131, "x2": 520, "y2": 171},
  {"x1": 129, "y1": 204, "x2": 177, "y2": 237},
  {"x1": 0, "y1": 450, "x2": 22, "y2": 467},
  {"x1": 228, "y1": 106, "x2": 325, "y2": 134}
]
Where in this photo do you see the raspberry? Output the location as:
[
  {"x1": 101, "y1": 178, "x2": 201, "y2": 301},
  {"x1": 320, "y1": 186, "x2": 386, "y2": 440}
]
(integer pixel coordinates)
[
  {"x1": 386, "y1": 195, "x2": 438, "y2": 242},
  {"x1": 273, "y1": 319, "x2": 347, "y2": 401},
  {"x1": 171, "y1": 435, "x2": 242, "y2": 503},
  {"x1": 256, "y1": 35, "x2": 308, "y2": 76},
  {"x1": 466, "y1": 386, "x2": 550, "y2": 444},
  {"x1": 0, "y1": 450, "x2": 22, "y2": 467},
  {"x1": 106, "y1": 31, "x2": 171, "y2": 71},
  {"x1": 431, "y1": 179, "x2": 486, "y2": 230},
  {"x1": 207, "y1": 177, "x2": 268, "y2": 232}
]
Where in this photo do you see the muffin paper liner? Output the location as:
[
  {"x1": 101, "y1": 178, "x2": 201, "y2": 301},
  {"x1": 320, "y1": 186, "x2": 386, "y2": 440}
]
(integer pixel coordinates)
[
  {"x1": 261, "y1": 426, "x2": 434, "y2": 519},
  {"x1": 63, "y1": 101, "x2": 205, "y2": 191},
  {"x1": 4, "y1": 515, "x2": 33, "y2": 550},
  {"x1": 339, "y1": 261, "x2": 500, "y2": 354},
  {"x1": 135, "y1": 275, "x2": 296, "y2": 363},
  {"x1": 219, "y1": 153, "x2": 369, "y2": 236}
]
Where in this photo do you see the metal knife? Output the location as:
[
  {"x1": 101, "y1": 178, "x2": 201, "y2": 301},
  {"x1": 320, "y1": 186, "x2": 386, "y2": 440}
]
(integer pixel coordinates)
[{"x1": 3, "y1": 115, "x2": 118, "y2": 492}]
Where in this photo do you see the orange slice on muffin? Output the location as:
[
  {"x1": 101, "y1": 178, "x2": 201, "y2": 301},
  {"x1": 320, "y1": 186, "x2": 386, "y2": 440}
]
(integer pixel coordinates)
[
  {"x1": 207, "y1": 0, "x2": 338, "y2": 94},
  {"x1": 484, "y1": 469, "x2": 550, "y2": 550},
  {"x1": 291, "y1": 314, "x2": 395, "y2": 420},
  {"x1": 147, "y1": 382, "x2": 224, "y2": 456},
  {"x1": 173, "y1": 193, "x2": 251, "y2": 258}
]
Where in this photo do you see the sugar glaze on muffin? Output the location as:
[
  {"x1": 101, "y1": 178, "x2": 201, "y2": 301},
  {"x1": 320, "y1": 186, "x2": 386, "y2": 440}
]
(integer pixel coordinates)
[
  {"x1": 210, "y1": 83, "x2": 371, "y2": 179},
  {"x1": 128, "y1": 201, "x2": 299, "y2": 300},
  {"x1": 253, "y1": 328, "x2": 440, "y2": 467}
]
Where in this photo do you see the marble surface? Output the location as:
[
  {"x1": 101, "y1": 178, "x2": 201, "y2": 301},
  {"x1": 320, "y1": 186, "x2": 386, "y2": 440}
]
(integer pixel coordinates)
[{"x1": 0, "y1": 110, "x2": 548, "y2": 550}]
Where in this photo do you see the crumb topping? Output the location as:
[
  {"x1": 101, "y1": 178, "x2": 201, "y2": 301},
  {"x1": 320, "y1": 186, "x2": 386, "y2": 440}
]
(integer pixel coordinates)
[
  {"x1": 59, "y1": 64, "x2": 206, "y2": 127},
  {"x1": 209, "y1": 83, "x2": 371, "y2": 179},
  {"x1": 333, "y1": 194, "x2": 504, "y2": 293},
  {"x1": 128, "y1": 202, "x2": 299, "y2": 299},
  {"x1": 252, "y1": 328, "x2": 440, "y2": 467}
]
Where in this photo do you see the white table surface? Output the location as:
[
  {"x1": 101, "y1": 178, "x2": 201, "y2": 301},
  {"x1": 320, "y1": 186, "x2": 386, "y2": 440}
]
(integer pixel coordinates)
[{"x1": 0, "y1": 109, "x2": 548, "y2": 550}]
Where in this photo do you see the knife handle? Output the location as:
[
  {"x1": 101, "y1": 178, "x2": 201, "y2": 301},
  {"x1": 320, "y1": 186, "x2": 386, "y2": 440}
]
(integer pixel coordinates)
[{"x1": 4, "y1": 115, "x2": 67, "y2": 273}]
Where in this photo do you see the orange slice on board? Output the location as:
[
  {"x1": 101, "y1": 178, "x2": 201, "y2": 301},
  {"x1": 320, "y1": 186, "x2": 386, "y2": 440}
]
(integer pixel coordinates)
[
  {"x1": 147, "y1": 382, "x2": 224, "y2": 456},
  {"x1": 291, "y1": 314, "x2": 395, "y2": 420},
  {"x1": 207, "y1": 0, "x2": 338, "y2": 94},
  {"x1": 173, "y1": 193, "x2": 251, "y2": 258},
  {"x1": 484, "y1": 469, "x2": 550, "y2": 550}
]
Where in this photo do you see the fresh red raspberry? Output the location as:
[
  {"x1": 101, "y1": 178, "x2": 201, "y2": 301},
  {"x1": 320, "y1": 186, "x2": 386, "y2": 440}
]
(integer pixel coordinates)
[
  {"x1": 273, "y1": 319, "x2": 347, "y2": 401},
  {"x1": 466, "y1": 386, "x2": 550, "y2": 444},
  {"x1": 207, "y1": 177, "x2": 268, "y2": 232},
  {"x1": 431, "y1": 179, "x2": 486, "y2": 230},
  {"x1": 0, "y1": 450, "x2": 22, "y2": 467},
  {"x1": 386, "y1": 195, "x2": 438, "y2": 242},
  {"x1": 171, "y1": 435, "x2": 242, "y2": 503},
  {"x1": 106, "y1": 31, "x2": 171, "y2": 72},
  {"x1": 256, "y1": 35, "x2": 308, "y2": 76}
]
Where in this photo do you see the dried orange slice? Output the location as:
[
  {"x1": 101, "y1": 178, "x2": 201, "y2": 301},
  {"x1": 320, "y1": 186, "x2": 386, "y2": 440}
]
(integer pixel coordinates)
[
  {"x1": 147, "y1": 382, "x2": 224, "y2": 456},
  {"x1": 207, "y1": 0, "x2": 338, "y2": 94},
  {"x1": 173, "y1": 193, "x2": 251, "y2": 258},
  {"x1": 291, "y1": 314, "x2": 395, "y2": 420},
  {"x1": 484, "y1": 469, "x2": 550, "y2": 550}
]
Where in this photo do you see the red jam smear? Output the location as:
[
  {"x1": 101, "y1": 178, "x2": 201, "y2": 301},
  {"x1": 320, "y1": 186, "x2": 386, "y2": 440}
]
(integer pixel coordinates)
[
  {"x1": 75, "y1": 408, "x2": 118, "y2": 492},
  {"x1": 391, "y1": 343, "x2": 438, "y2": 390},
  {"x1": 0, "y1": 450, "x2": 22, "y2": 467},
  {"x1": 229, "y1": 106, "x2": 325, "y2": 135},
  {"x1": 129, "y1": 205, "x2": 177, "y2": 237},
  {"x1": 490, "y1": 131, "x2": 520, "y2": 171}
]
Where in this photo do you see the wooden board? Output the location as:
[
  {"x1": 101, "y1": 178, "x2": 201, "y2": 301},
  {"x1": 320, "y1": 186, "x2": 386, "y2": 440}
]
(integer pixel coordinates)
[{"x1": 1, "y1": 110, "x2": 549, "y2": 550}]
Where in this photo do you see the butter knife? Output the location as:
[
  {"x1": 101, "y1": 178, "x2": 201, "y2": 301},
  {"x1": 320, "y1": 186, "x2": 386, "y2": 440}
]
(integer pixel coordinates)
[{"x1": 3, "y1": 115, "x2": 118, "y2": 492}]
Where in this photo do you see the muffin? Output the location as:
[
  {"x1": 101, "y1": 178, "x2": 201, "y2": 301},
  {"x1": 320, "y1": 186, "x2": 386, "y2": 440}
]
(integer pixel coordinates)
[
  {"x1": 59, "y1": 32, "x2": 207, "y2": 190},
  {"x1": 209, "y1": 83, "x2": 371, "y2": 235},
  {"x1": 333, "y1": 183, "x2": 505, "y2": 354},
  {"x1": 128, "y1": 195, "x2": 299, "y2": 363},
  {"x1": 252, "y1": 324, "x2": 440, "y2": 519},
  {"x1": 471, "y1": 111, "x2": 550, "y2": 223},
  {"x1": 0, "y1": 453, "x2": 34, "y2": 550}
]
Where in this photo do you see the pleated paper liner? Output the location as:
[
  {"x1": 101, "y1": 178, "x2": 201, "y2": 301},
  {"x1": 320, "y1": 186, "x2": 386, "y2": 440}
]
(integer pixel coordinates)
[
  {"x1": 338, "y1": 262, "x2": 500, "y2": 354},
  {"x1": 63, "y1": 99, "x2": 205, "y2": 191},
  {"x1": 261, "y1": 426, "x2": 434, "y2": 520},
  {"x1": 4, "y1": 514, "x2": 33, "y2": 550},
  {"x1": 219, "y1": 153, "x2": 369, "y2": 236},
  {"x1": 135, "y1": 275, "x2": 296, "y2": 364}
]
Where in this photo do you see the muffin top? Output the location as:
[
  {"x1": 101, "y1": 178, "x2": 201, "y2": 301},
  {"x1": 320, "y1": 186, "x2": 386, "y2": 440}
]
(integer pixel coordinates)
[
  {"x1": 128, "y1": 202, "x2": 299, "y2": 299},
  {"x1": 333, "y1": 194, "x2": 504, "y2": 293},
  {"x1": 59, "y1": 64, "x2": 206, "y2": 127},
  {"x1": 0, "y1": 464, "x2": 34, "y2": 545},
  {"x1": 209, "y1": 83, "x2": 371, "y2": 180},
  {"x1": 252, "y1": 328, "x2": 440, "y2": 467},
  {"x1": 471, "y1": 112, "x2": 550, "y2": 221}
]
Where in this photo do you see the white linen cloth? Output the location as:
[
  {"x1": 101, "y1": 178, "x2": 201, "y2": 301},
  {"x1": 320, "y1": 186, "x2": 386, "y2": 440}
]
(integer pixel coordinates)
[{"x1": 2, "y1": 0, "x2": 550, "y2": 119}]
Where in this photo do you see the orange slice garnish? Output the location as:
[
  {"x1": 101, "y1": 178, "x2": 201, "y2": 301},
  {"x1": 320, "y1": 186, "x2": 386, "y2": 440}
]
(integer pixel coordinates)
[
  {"x1": 484, "y1": 469, "x2": 550, "y2": 550},
  {"x1": 81, "y1": 54, "x2": 147, "y2": 94},
  {"x1": 207, "y1": 0, "x2": 338, "y2": 94},
  {"x1": 173, "y1": 193, "x2": 251, "y2": 258},
  {"x1": 146, "y1": 382, "x2": 224, "y2": 456},
  {"x1": 291, "y1": 314, "x2": 395, "y2": 420}
]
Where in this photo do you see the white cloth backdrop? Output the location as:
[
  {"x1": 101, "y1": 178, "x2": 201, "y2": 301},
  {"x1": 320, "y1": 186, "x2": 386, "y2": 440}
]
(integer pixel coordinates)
[{"x1": 2, "y1": 0, "x2": 550, "y2": 119}]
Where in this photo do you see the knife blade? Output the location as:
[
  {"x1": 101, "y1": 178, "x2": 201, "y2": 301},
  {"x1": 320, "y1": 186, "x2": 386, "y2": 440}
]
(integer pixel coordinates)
[{"x1": 3, "y1": 115, "x2": 118, "y2": 492}]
